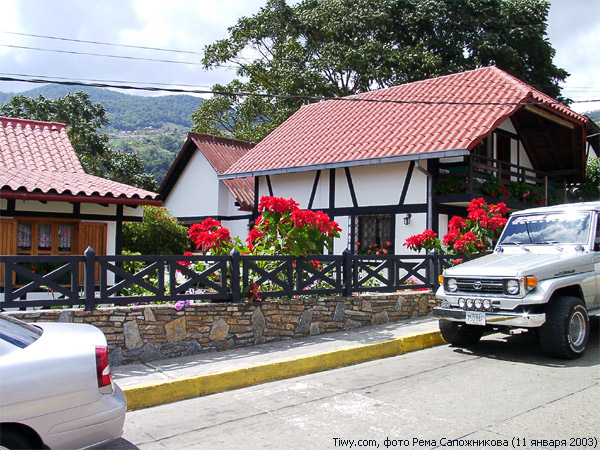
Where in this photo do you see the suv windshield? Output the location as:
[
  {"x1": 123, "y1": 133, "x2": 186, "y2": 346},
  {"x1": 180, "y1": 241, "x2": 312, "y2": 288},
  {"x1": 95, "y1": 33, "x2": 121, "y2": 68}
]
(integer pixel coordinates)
[
  {"x1": 499, "y1": 212, "x2": 591, "y2": 245},
  {"x1": 0, "y1": 313, "x2": 43, "y2": 349}
]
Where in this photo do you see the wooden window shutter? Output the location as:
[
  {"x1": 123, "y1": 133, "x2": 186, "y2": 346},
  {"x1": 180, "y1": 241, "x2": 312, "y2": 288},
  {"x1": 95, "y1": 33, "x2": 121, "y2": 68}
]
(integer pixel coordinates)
[{"x1": 0, "y1": 219, "x2": 17, "y2": 285}]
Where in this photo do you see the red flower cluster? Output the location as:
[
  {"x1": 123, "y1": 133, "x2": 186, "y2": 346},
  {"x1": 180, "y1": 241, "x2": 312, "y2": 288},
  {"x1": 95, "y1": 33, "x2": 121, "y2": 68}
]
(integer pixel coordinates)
[
  {"x1": 246, "y1": 227, "x2": 265, "y2": 249},
  {"x1": 290, "y1": 209, "x2": 341, "y2": 237},
  {"x1": 404, "y1": 230, "x2": 438, "y2": 252},
  {"x1": 444, "y1": 199, "x2": 509, "y2": 254},
  {"x1": 258, "y1": 196, "x2": 300, "y2": 214},
  {"x1": 177, "y1": 251, "x2": 194, "y2": 268},
  {"x1": 451, "y1": 231, "x2": 484, "y2": 253},
  {"x1": 248, "y1": 282, "x2": 261, "y2": 302},
  {"x1": 405, "y1": 198, "x2": 510, "y2": 257},
  {"x1": 188, "y1": 218, "x2": 232, "y2": 253}
]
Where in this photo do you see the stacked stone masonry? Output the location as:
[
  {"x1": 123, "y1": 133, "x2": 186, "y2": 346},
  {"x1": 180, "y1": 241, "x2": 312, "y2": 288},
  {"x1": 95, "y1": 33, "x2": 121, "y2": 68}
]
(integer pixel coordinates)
[{"x1": 8, "y1": 292, "x2": 439, "y2": 366}]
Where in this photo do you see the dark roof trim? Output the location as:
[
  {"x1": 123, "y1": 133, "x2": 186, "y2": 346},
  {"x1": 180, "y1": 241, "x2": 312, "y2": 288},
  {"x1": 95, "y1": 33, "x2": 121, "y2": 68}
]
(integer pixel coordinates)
[
  {"x1": 0, "y1": 190, "x2": 163, "y2": 206},
  {"x1": 219, "y1": 148, "x2": 470, "y2": 179},
  {"x1": 158, "y1": 136, "x2": 196, "y2": 199}
]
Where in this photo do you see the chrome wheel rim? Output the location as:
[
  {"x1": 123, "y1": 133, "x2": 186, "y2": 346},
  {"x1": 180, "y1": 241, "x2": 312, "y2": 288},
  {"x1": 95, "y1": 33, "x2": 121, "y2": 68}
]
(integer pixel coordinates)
[{"x1": 569, "y1": 310, "x2": 587, "y2": 348}]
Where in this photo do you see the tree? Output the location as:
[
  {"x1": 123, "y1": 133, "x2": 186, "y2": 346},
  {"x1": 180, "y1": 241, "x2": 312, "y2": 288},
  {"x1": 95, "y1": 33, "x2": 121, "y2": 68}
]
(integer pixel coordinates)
[
  {"x1": 194, "y1": 0, "x2": 567, "y2": 142},
  {"x1": 122, "y1": 206, "x2": 189, "y2": 255},
  {"x1": 570, "y1": 157, "x2": 600, "y2": 201},
  {"x1": 1, "y1": 92, "x2": 157, "y2": 191}
]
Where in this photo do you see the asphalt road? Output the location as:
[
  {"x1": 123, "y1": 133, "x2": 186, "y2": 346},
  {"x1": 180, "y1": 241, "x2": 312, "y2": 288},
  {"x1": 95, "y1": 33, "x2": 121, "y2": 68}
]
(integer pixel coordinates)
[{"x1": 105, "y1": 317, "x2": 599, "y2": 450}]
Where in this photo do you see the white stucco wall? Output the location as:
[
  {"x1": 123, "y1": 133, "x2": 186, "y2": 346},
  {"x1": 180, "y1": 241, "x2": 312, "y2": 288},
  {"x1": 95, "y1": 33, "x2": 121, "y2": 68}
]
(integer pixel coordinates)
[
  {"x1": 15, "y1": 200, "x2": 73, "y2": 214},
  {"x1": 164, "y1": 151, "x2": 250, "y2": 241},
  {"x1": 164, "y1": 151, "x2": 220, "y2": 218}
]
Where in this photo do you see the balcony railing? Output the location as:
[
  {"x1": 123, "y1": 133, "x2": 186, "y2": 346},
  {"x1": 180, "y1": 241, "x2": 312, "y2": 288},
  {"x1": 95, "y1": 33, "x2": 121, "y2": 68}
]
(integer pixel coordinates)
[{"x1": 436, "y1": 154, "x2": 567, "y2": 205}]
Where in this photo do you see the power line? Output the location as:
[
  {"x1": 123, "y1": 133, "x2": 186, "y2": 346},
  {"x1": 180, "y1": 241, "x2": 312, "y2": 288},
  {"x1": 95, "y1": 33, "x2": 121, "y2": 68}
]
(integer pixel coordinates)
[
  {"x1": 1, "y1": 44, "x2": 206, "y2": 66},
  {"x1": 0, "y1": 30, "x2": 205, "y2": 55},
  {"x1": 2, "y1": 75, "x2": 598, "y2": 106},
  {"x1": 0, "y1": 72, "x2": 215, "y2": 90},
  {"x1": 0, "y1": 30, "x2": 259, "y2": 63}
]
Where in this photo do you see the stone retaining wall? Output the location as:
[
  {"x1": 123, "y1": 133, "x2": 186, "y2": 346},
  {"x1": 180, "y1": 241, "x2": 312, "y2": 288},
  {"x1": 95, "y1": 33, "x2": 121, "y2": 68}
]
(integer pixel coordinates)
[{"x1": 8, "y1": 291, "x2": 439, "y2": 366}]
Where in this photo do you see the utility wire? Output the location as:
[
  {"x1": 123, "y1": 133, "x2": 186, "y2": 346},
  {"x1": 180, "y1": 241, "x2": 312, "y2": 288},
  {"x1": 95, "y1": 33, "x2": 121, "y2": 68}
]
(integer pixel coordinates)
[
  {"x1": 0, "y1": 72, "x2": 215, "y2": 89},
  {"x1": 1, "y1": 44, "x2": 206, "y2": 66},
  {"x1": 0, "y1": 30, "x2": 259, "y2": 63},
  {"x1": 1, "y1": 32, "x2": 598, "y2": 94},
  {"x1": 0, "y1": 30, "x2": 205, "y2": 55},
  {"x1": 2, "y1": 75, "x2": 598, "y2": 106}
]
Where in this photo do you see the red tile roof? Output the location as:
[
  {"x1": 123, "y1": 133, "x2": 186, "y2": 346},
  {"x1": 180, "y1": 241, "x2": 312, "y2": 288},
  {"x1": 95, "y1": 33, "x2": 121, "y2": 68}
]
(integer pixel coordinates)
[
  {"x1": 160, "y1": 133, "x2": 255, "y2": 210},
  {"x1": 0, "y1": 117, "x2": 160, "y2": 204},
  {"x1": 223, "y1": 66, "x2": 588, "y2": 177}
]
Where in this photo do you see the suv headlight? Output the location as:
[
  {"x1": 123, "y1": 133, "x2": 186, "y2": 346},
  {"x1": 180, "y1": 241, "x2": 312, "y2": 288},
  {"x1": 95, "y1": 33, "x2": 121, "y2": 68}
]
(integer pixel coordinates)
[
  {"x1": 504, "y1": 279, "x2": 520, "y2": 295},
  {"x1": 445, "y1": 278, "x2": 458, "y2": 292}
]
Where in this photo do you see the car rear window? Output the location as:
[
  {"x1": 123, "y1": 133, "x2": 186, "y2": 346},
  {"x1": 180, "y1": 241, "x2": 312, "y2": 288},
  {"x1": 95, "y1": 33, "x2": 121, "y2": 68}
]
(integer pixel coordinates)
[{"x1": 0, "y1": 314, "x2": 43, "y2": 348}]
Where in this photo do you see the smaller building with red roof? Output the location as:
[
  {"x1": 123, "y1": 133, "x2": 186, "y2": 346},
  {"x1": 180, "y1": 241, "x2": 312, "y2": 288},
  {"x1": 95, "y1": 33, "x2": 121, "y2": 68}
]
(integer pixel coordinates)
[
  {"x1": 0, "y1": 116, "x2": 161, "y2": 284},
  {"x1": 159, "y1": 132, "x2": 255, "y2": 240}
]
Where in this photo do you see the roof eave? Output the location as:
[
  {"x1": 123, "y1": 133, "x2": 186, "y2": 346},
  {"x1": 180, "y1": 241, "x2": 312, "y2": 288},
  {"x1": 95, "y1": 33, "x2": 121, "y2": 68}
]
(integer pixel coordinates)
[
  {"x1": 219, "y1": 148, "x2": 470, "y2": 179},
  {"x1": 158, "y1": 136, "x2": 196, "y2": 198},
  {"x1": 0, "y1": 190, "x2": 162, "y2": 206}
]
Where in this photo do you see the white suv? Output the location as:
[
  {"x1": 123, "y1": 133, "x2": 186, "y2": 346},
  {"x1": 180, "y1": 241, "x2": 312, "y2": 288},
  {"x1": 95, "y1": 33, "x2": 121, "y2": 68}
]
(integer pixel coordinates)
[{"x1": 434, "y1": 201, "x2": 600, "y2": 359}]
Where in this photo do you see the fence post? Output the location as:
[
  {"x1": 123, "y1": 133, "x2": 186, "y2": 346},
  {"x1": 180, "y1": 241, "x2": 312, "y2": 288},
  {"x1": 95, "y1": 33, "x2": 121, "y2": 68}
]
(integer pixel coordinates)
[
  {"x1": 84, "y1": 246, "x2": 96, "y2": 311},
  {"x1": 230, "y1": 248, "x2": 241, "y2": 303},
  {"x1": 429, "y1": 250, "x2": 439, "y2": 291},
  {"x1": 342, "y1": 248, "x2": 352, "y2": 297}
]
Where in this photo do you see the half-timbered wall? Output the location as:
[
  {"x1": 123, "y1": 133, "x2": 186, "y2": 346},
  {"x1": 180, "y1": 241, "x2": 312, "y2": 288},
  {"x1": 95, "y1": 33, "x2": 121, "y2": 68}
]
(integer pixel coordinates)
[
  {"x1": 253, "y1": 117, "x2": 540, "y2": 255},
  {"x1": 259, "y1": 160, "x2": 430, "y2": 254}
]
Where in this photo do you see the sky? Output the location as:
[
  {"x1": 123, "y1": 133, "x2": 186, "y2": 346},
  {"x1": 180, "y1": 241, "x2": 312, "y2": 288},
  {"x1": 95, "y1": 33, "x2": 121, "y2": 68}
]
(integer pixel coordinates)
[{"x1": 0, "y1": 0, "x2": 598, "y2": 113}]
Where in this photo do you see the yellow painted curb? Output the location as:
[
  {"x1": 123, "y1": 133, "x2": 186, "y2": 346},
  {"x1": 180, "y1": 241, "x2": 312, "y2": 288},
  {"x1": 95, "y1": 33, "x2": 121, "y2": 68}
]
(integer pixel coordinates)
[{"x1": 123, "y1": 329, "x2": 445, "y2": 411}]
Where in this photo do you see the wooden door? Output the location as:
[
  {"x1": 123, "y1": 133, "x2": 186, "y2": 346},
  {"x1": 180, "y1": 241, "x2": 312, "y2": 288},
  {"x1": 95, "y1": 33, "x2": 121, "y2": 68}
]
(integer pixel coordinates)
[
  {"x1": 78, "y1": 222, "x2": 107, "y2": 285},
  {"x1": 0, "y1": 219, "x2": 17, "y2": 285}
]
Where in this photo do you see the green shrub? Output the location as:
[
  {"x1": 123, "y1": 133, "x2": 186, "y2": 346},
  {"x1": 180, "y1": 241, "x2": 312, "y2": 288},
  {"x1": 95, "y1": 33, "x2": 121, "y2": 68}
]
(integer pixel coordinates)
[
  {"x1": 123, "y1": 206, "x2": 189, "y2": 255},
  {"x1": 509, "y1": 182, "x2": 545, "y2": 206},
  {"x1": 433, "y1": 176, "x2": 466, "y2": 195},
  {"x1": 482, "y1": 176, "x2": 510, "y2": 199},
  {"x1": 574, "y1": 157, "x2": 600, "y2": 201}
]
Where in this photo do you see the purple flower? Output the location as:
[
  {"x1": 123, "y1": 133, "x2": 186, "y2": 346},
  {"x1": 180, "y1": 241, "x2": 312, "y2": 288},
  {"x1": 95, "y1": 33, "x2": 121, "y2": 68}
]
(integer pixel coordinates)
[{"x1": 174, "y1": 300, "x2": 191, "y2": 310}]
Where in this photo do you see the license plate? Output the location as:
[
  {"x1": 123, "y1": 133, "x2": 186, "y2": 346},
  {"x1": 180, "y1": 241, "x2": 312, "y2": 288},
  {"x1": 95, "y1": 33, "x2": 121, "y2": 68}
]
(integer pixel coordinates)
[{"x1": 465, "y1": 311, "x2": 486, "y2": 326}]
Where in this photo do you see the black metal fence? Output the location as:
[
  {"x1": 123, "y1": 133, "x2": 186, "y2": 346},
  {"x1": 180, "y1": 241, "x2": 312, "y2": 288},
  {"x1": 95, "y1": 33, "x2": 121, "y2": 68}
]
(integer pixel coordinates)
[{"x1": 1, "y1": 247, "x2": 461, "y2": 311}]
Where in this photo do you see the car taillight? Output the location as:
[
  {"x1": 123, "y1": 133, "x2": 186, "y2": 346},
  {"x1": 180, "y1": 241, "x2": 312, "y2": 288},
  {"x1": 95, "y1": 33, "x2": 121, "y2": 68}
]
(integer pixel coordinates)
[{"x1": 95, "y1": 346, "x2": 113, "y2": 393}]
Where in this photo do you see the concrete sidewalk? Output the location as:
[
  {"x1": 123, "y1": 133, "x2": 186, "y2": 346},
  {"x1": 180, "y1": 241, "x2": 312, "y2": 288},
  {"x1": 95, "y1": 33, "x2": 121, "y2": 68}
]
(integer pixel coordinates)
[{"x1": 113, "y1": 316, "x2": 445, "y2": 411}]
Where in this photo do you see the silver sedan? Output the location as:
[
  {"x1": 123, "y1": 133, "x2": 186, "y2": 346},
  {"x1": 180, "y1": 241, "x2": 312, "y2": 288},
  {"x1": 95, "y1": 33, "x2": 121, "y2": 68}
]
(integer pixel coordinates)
[{"x1": 0, "y1": 313, "x2": 126, "y2": 449}]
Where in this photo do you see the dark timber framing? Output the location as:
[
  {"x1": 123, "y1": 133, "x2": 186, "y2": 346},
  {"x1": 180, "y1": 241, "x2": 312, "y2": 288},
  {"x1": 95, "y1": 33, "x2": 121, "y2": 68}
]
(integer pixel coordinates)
[
  {"x1": 1, "y1": 199, "x2": 142, "y2": 223},
  {"x1": 251, "y1": 161, "x2": 430, "y2": 253},
  {"x1": 308, "y1": 170, "x2": 322, "y2": 210}
]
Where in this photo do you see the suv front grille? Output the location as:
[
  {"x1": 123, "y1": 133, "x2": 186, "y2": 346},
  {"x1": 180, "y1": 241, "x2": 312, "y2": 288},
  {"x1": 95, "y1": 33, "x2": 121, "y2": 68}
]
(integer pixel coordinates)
[{"x1": 455, "y1": 278, "x2": 504, "y2": 294}]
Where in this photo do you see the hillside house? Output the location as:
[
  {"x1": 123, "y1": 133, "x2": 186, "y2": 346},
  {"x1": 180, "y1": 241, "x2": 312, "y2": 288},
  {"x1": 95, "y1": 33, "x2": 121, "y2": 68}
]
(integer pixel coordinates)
[
  {"x1": 220, "y1": 66, "x2": 595, "y2": 254},
  {"x1": 160, "y1": 133, "x2": 255, "y2": 240},
  {"x1": 0, "y1": 116, "x2": 160, "y2": 286}
]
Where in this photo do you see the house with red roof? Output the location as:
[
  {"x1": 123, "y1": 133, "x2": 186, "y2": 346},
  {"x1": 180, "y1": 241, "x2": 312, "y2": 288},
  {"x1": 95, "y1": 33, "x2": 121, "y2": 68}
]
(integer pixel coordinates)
[
  {"x1": 159, "y1": 132, "x2": 255, "y2": 240},
  {"x1": 0, "y1": 116, "x2": 160, "y2": 285},
  {"x1": 220, "y1": 66, "x2": 596, "y2": 254}
]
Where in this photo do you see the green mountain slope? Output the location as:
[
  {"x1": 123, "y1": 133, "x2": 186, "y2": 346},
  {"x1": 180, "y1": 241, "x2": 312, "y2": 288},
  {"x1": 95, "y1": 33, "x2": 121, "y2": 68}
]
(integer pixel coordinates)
[
  {"x1": 0, "y1": 84, "x2": 203, "y2": 131},
  {"x1": 0, "y1": 85, "x2": 203, "y2": 184}
]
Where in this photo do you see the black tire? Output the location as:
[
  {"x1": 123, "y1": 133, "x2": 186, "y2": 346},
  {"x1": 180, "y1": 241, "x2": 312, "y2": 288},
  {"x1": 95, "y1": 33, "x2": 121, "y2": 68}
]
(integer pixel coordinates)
[
  {"x1": 439, "y1": 320, "x2": 483, "y2": 347},
  {"x1": 539, "y1": 296, "x2": 589, "y2": 359},
  {"x1": 0, "y1": 429, "x2": 35, "y2": 450}
]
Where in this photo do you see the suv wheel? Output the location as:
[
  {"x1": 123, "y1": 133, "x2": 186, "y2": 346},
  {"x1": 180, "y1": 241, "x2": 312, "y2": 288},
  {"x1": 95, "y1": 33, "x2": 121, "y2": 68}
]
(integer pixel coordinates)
[
  {"x1": 439, "y1": 320, "x2": 483, "y2": 347},
  {"x1": 539, "y1": 296, "x2": 589, "y2": 359}
]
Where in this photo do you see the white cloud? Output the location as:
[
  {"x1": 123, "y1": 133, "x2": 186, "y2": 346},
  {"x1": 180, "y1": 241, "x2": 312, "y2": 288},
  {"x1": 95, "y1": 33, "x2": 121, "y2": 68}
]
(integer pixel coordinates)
[
  {"x1": 547, "y1": 0, "x2": 600, "y2": 113},
  {"x1": 0, "y1": 0, "x2": 598, "y2": 113}
]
